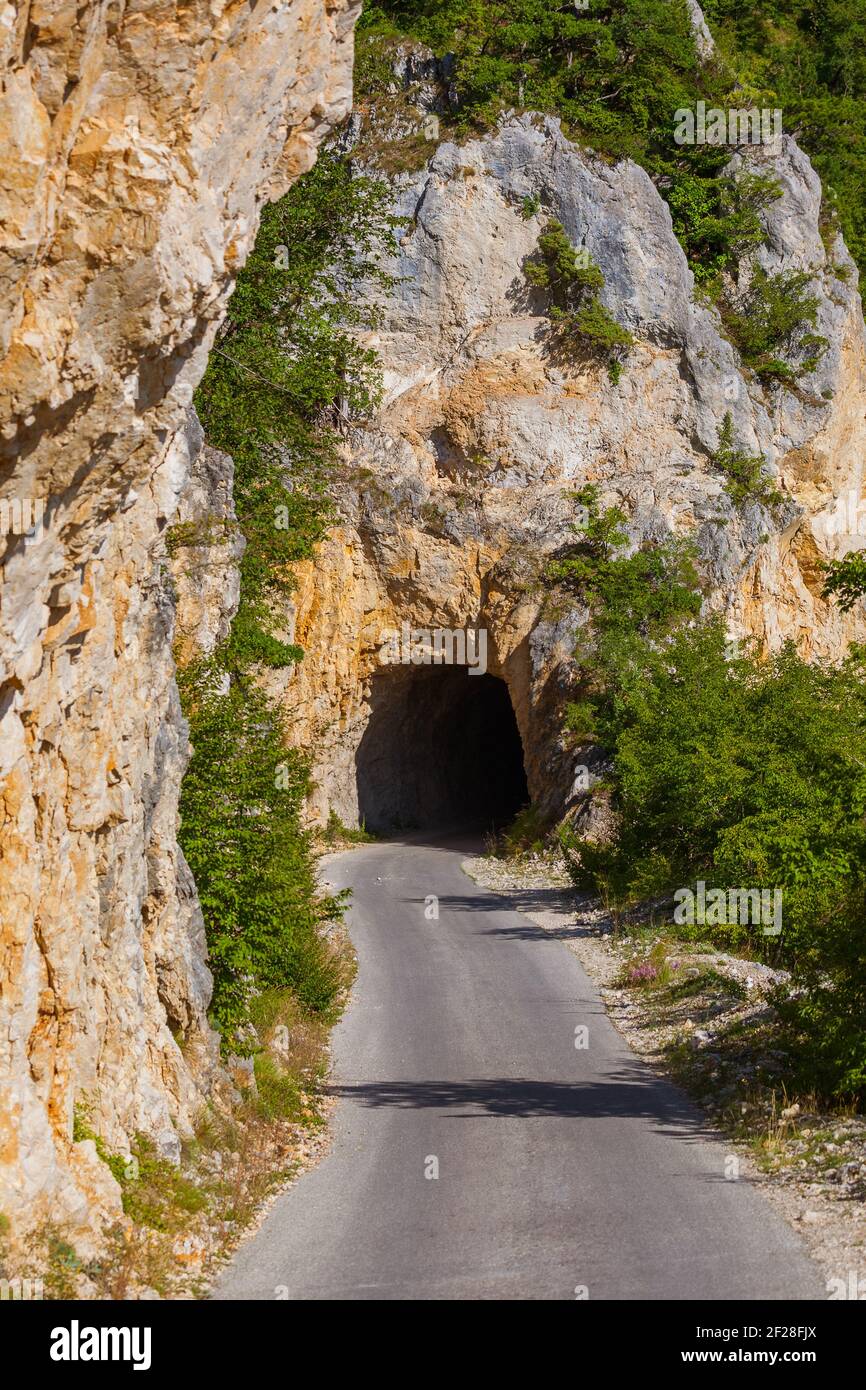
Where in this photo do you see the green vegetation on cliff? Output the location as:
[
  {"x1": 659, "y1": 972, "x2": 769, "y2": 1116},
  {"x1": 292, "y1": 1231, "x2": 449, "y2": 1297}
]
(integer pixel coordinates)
[
  {"x1": 356, "y1": 0, "x2": 860, "y2": 396},
  {"x1": 550, "y1": 490, "x2": 866, "y2": 1101},
  {"x1": 359, "y1": 0, "x2": 866, "y2": 283},
  {"x1": 176, "y1": 156, "x2": 398, "y2": 1050},
  {"x1": 703, "y1": 0, "x2": 866, "y2": 281},
  {"x1": 525, "y1": 220, "x2": 634, "y2": 368}
]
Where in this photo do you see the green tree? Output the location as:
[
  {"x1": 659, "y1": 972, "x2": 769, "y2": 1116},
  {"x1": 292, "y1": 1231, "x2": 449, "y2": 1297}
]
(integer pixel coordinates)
[
  {"x1": 822, "y1": 551, "x2": 866, "y2": 611},
  {"x1": 710, "y1": 412, "x2": 781, "y2": 507},
  {"x1": 176, "y1": 154, "x2": 399, "y2": 1049},
  {"x1": 721, "y1": 265, "x2": 828, "y2": 382},
  {"x1": 195, "y1": 154, "x2": 400, "y2": 674},
  {"x1": 525, "y1": 221, "x2": 633, "y2": 362}
]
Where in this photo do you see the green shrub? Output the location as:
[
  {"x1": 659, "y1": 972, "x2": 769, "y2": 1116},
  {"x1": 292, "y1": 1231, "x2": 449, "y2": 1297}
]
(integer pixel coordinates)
[
  {"x1": 666, "y1": 171, "x2": 783, "y2": 286},
  {"x1": 721, "y1": 265, "x2": 828, "y2": 381},
  {"x1": 823, "y1": 552, "x2": 866, "y2": 611},
  {"x1": 359, "y1": 0, "x2": 705, "y2": 162},
  {"x1": 179, "y1": 664, "x2": 346, "y2": 1049},
  {"x1": 570, "y1": 296, "x2": 634, "y2": 351},
  {"x1": 711, "y1": 412, "x2": 781, "y2": 507},
  {"x1": 547, "y1": 484, "x2": 701, "y2": 641},
  {"x1": 525, "y1": 219, "x2": 605, "y2": 297},
  {"x1": 195, "y1": 153, "x2": 400, "y2": 676},
  {"x1": 702, "y1": 0, "x2": 866, "y2": 279},
  {"x1": 525, "y1": 220, "x2": 632, "y2": 364},
  {"x1": 323, "y1": 811, "x2": 378, "y2": 844},
  {"x1": 561, "y1": 599, "x2": 866, "y2": 1098},
  {"x1": 72, "y1": 1104, "x2": 129, "y2": 1185},
  {"x1": 492, "y1": 804, "x2": 548, "y2": 856},
  {"x1": 119, "y1": 1136, "x2": 208, "y2": 1234},
  {"x1": 550, "y1": 494, "x2": 866, "y2": 1099}
]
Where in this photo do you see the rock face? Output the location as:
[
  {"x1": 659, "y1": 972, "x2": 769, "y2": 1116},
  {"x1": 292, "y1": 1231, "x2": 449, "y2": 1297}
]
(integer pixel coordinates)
[
  {"x1": 0, "y1": 1, "x2": 358, "y2": 1239},
  {"x1": 3, "y1": 0, "x2": 864, "y2": 1246},
  {"x1": 277, "y1": 114, "x2": 866, "y2": 829}
]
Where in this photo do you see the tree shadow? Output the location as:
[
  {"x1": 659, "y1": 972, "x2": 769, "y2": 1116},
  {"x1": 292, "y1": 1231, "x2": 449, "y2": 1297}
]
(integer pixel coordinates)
[
  {"x1": 328, "y1": 1063, "x2": 720, "y2": 1141},
  {"x1": 400, "y1": 885, "x2": 604, "y2": 940}
]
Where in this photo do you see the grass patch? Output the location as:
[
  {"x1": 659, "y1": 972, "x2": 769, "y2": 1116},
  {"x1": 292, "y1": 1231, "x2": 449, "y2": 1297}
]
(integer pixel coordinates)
[
  {"x1": 322, "y1": 811, "x2": 379, "y2": 846},
  {"x1": 487, "y1": 804, "x2": 550, "y2": 858}
]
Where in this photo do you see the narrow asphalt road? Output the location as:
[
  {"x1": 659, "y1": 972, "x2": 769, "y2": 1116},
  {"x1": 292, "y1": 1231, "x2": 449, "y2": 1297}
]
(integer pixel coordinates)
[{"x1": 215, "y1": 834, "x2": 823, "y2": 1301}]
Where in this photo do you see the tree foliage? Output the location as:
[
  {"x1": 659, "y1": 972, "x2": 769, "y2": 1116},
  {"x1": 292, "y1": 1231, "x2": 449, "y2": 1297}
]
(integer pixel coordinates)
[
  {"x1": 176, "y1": 155, "x2": 398, "y2": 1049},
  {"x1": 823, "y1": 552, "x2": 866, "y2": 612},
  {"x1": 720, "y1": 265, "x2": 828, "y2": 383},
  {"x1": 556, "y1": 527, "x2": 866, "y2": 1099},
  {"x1": 195, "y1": 155, "x2": 399, "y2": 675},
  {"x1": 525, "y1": 221, "x2": 633, "y2": 362},
  {"x1": 359, "y1": 0, "x2": 858, "y2": 393},
  {"x1": 702, "y1": 0, "x2": 866, "y2": 277},
  {"x1": 710, "y1": 413, "x2": 781, "y2": 508}
]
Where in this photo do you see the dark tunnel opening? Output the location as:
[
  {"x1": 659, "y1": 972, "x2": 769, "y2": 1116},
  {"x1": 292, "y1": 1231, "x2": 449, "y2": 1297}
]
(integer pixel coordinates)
[{"x1": 355, "y1": 666, "x2": 529, "y2": 835}]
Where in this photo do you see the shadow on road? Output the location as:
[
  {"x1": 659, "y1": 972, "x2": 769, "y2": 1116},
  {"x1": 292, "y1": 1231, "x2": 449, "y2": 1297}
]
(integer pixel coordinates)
[
  {"x1": 328, "y1": 1064, "x2": 718, "y2": 1138},
  {"x1": 400, "y1": 887, "x2": 602, "y2": 939}
]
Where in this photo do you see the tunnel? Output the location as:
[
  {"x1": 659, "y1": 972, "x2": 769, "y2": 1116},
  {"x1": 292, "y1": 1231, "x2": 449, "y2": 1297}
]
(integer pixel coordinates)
[{"x1": 355, "y1": 665, "x2": 529, "y2": 835}]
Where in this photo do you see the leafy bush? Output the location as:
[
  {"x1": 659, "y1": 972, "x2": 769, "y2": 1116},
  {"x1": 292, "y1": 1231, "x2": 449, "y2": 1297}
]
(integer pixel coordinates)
[
  {"x1": 178, "y1": 664, "x2": 347, "y2": 1048},
  {"x1": 773, "y1": 887, "x2": 866, "y2": 1097},
  {"x1": 711, "y1": 412, "x2": 781, "y2": 507},
  {"x1": 525, "y1": 220, "x2": 605, "y2": 298},
  {"x1": 323, "y1": 811, "x2": 378, "y2": 845},
  {"x1": 574, "y1": 619, "x2": 866, "y2": 931},
  {"x1": 548, "y1": 485, "x2": 701, "y2": 642},
  {"x1": 720, "y1": 265, "x2": 828, "y2": 381},
  {"x1": 702, "y1": 0, "x2": 866, "y2": 278},
  {"x1": 666, "y1": 171, "x2": 783, "y2": 286},
  {"x1": 525, "y1": 221, "x2": 632, "y2": 365},
  {"x1": 571, "y1": 296, "x2": 634, "y2": 351},
  {"x1": 492, "y1": 803, "x2": 549, "y2": 857},
  {"x1": 359, "y1": 0, "x2": 706, "y2": 162},
  {"x1": 822, "y1": 552, "x2": 866, "y2": 611},
  {"x1": 119, "y1": 1136, "x2": 208, "y2": 1234},
  {"x1": 559, "y1": 585, "x2": 866, "y2": 1098},
  {"x1": 195, "y1": 154, "x2": 400, "y2": 674},
  {"x1": 549, "y1": 488, "x2": 866, "y2": 1099}
]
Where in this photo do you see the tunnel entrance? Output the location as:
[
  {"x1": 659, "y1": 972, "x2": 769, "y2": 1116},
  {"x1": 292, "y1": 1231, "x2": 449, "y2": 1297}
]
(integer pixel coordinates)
[{"x1": 355, "y1": 666, "x2": 529, "y2": 835}]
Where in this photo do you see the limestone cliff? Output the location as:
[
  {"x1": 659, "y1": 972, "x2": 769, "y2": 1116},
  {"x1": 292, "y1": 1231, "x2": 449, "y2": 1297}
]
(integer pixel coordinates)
[
  {"x1": 0, "y1": 0, "x2": 358, "y2": 1239},
  {"x1": 3, "y1": 0, "x2": 866, "y2": 1251},
  {"x1": 276, "y1": 113, "x2": 866, "y2": 829}
]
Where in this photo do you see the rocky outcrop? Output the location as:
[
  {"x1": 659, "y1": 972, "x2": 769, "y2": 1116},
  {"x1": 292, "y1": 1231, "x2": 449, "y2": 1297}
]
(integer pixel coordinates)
[
  {"x1": 276, "y1": 114, "x2": 866, "y2": 828},
  {"x1": 687, "y1": 0, "x2": 716, "y2": 60},
  {"x1": 0, "y1": 1, "x2": 358, "y2": 1240}
]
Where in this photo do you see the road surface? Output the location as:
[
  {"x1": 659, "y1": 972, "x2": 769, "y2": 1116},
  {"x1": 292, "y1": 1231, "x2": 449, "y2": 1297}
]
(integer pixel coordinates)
[{"x1": 215, "y1": 834, "x2": 823, "y2": 1301}]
